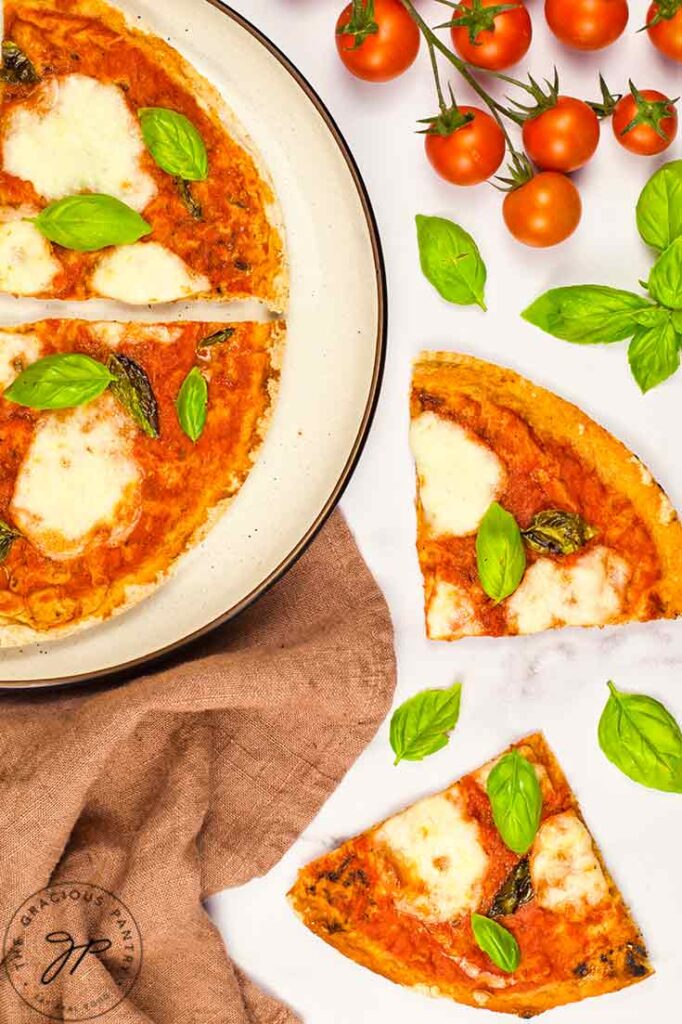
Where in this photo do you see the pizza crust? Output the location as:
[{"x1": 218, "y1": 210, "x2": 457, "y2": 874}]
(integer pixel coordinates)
[
  {"x1": 0, "y1": 321, "x2": 285, "y2": 649},
  {"x1": 412, "y1": 351, "x2": 682, "y2": 626},
  {"x1": 2, "y1": 0, "x2": 289, "y2": 310}
]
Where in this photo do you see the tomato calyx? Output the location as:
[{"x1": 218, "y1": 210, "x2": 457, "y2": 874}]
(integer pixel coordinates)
[
  {"x1": 506, "y1": 68, "x2": 560, "y2": 121},
  {"x1": 587, "y1": 74, "x2": 622, "y2": 119},
  {"x1": 644, "y1": 0, "x2": 682, "y2": 29},
  {"x1": 418, "y1": 85, "x2": 475, "y2": 135},
  {"x1": 494, "y1": 150, "x2": 535, "y2": 192},
  {"x1": 336, "y1": 0, "x2": 379, "y2": 50},
  {"x1": 437, "y1": 0, "x2": 522, "y2": 44},
  {"x1": 619, "y1": 81, "x2": 679, "y2": 140}
]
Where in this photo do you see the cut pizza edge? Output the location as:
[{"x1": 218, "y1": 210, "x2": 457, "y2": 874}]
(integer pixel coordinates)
[
  {"x1": 288, "y1": 732, "x2": 652, "y2": 1017},
  {"x1": 0, "y1": 319, "x2": 286, "y2": 648},
  {"x1": 2, "y1": 0, "x2": 288, "y2": 311},
  {"x1": 411, "y1": 351, "x2": 682, "y2": 640}
]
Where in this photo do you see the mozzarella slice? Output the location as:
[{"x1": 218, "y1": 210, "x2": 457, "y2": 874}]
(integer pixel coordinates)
[
  {"x1": 0, "y1": 220, "x2": 59, "y2": 295},
  {"x1": 12, "y1": 395, "x2": 142, "y2": 560},
  {"x1": 410, "y1": 411, "x2": 504, "y2": 537},
  {"x1": 507, "y1": 546, "x2": 629, "y2": 635},
  {"x1": 3, "y1": 74, "x2": 156, "y2": 211},
  {"x1": 91, "y1": 243, "x2": 210, "y2": 305},
  {"x1": 426, "y1": 579, "x2": 482, "y2": 640},
  {"x1": 375, "y1": 790, "x2": 488, "y2": 922},
  {"x1": 531, "y1": 811, "x2": 609, "y2": 916},
  {"x1": 91, "y1": 323, "x2": 183, "y2": 348},
  {"x1": 0, "y1": 330, "x2": 42, "y2": 388}
]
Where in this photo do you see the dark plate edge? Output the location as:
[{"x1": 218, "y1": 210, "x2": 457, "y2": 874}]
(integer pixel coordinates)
[{"x1": 0, "y1": 0, "x2": 388, "y2": 691}]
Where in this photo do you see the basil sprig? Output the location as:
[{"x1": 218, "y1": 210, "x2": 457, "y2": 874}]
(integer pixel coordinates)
[
  {"x1": 476, "y1": 502, "x2": 526, "y2": 603},
  {"x1": 389, "y1": 682, "x2": 462, "y2": 765},
  {"x1": 598, "y1": 681, "x2": 682, "y2": 793},
  {"x1": 108, "y1": 354, "x2": 159, "y2": 438},
  {"x1": 33, "y1": 194, "x2": 151, "y2": 252},
  {"x1": 636, "y1": 159, "x2": 682, "y2": 252},
  {"x1": 198, "y1": 327, "x2": 236, "y2": 349},
  {"x1": 487, "y1": 750, "x2": 543, "y2": 854},
  {"x1": 176, "y1": 367, "x2": 208, "y2": 443},
  {"x1": 139, "y1": 108, "x2": 209, "y2": 181},
  {"x1": 416, "y1": 214, "x2": 487, "y2": 310},
  {"x1": 0, "y1": 40, "x2": 40, "y2": 84},
  {"x1": 4, "y1": 354, "x2": 113, "y2": 409},
  {"x1": 0, "y1": 520, "x2": 21, "y2": 563},
  {"x1": 522, "y1": 159, "x2": 682, "y2": 393},
  {"x1": 521, "y1": 510, "x2": 596, "y2": 556},
  {"x1": 488, "y1": 857, "x2": 534, "y2": 919},
  {"x1": 471, "y1": 914, "x2": 520, "y2": 973}
]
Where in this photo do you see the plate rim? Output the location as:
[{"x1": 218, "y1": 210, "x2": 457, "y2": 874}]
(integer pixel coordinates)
[{"x1": 0, "y1": 0, "x2": 388, "y2": 691}]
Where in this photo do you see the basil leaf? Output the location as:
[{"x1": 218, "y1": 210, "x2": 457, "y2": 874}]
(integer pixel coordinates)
[
  {"x1": 628, "y1": 318, "x2": 679, "y2": 393},
  {"x1": 632, "y1": 304, "x2": 671, "y2": 328},
  {"x1": 476, "y1": 503, "x2": 526, "y2": 603},
  {"x1": 198, "y1": 327, "x2": 235, "y2": 349},
  {"x1": 598, "y1": 681, "x2": 682, "y2": 793},
  {"x1": 0, "y1": 41, "x2": 40, "y2": 84},
  {"x1": 176, "y1": 178, "x2": 203, "y2": 220},
  {"x1": 107, "y1": 354, "x2": 159, "y2": 438},
  {"x1": 471, "y1": 914, "x2": 520, "y2": 973},
  {"x1": 487, "y1": 750, "x2": 542, "y2": 854},
  {"x1": 673, "y1": 309, "x2": 682, "y2": 333},
  {"x1": 0, "y1": 520, "x2": 21, "y2": 563},
  {"x1": 522, "y1": 286, "x2": 652, "y2": 343},
  {"x1": 636, "y1": 159, "x2": 682, "y2": 252},
  {"x1": 522, "y1": 509, "x2": 596, "y2": 556},
  {"x1": 4, "y1": 354, "x2": 112, "y2": 410},
  {"x1": 647, "y1": 236, "x2": 682, "y2": 309},
  {"x1": 488, "y1": 857, "x2": 534, "y2": 918},
  {"x1": 175, "y1": 367, "x2": 208, "y2": 443},
  {"x1": 139, "y1": 108, "x2": 209, "y2": 181},
  {"x1": 33, "y1": 194, "x2": 151, "y2": 252},
  {"x1": 416, "y1": 214, "x2": 487, "y2": 310},
  {"x1": 389, "y1": 682, "x2": 462, "y2": 766}
]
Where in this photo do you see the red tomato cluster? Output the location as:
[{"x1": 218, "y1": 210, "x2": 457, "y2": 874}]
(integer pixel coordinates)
[{"x1": 335, "y1": 0, "x2": 680, "y2": 247}]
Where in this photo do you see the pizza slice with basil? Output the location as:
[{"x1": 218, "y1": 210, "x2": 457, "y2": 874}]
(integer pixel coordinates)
[
  {"x1": 289, "y1": 733, "x2": 652, "y2": 1016},
  {"x1": 0, "y1": 0, "x2": 286, "y2": 307},
  {"x1": 410, "y1": 351, "x2": 682, "y2": 641},
  {"x1": 0, "y1": 318, "x2": 282, "y2": 644}
]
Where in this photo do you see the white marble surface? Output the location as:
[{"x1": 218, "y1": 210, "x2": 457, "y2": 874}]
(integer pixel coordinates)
[{"x1": 210, "y1": 2, "x2": 682, "y2": 1020}]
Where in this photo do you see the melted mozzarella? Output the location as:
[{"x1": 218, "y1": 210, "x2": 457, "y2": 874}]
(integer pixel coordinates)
[
  {"x1": 375, "y1": 790, "x2": 488, "y2": 922},
  {"x1": 3, "y1": 75, "x2": 156, "y2": 211},
  {"x1": 531, "y1": 811, "x2": 609, "y2": 916},
  {"x1": 426, "y1": 580, "x2": 482, "y2": 640},
  {"x1": 91, "y1": 243, "x2": 210, "y2": 305},
  {"x1": 410, "y1": 411, "x2": 503, "y2": 537},
  {"x1": 11, "y1": 395, "x2": 142, "y2": 560},
  {"x1": 0, "y1": 330, "x2": 42, "y2": 389},
  {"x1": 91, "y1": 323, "x2": 183, "y2": 348},
  {"x1": 0, "y1": 221, "x2": 59, "y2": 295},
  {"x1": 507, "y1": 546, "x2": 629, "y2": 635}
]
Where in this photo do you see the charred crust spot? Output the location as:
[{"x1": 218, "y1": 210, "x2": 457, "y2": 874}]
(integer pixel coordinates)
[
  {"x1": 317, "y1": 855, "x2": 353, "y2": 885},
  {"x1": 573, "y1": 962, "x2": 589, "y2": 978},
  {"x1": 323, "y1": 920, "x2": 345, "y2": 935},
  {"x1": 625, "y1": 943, "x2": 649, "y2": 978}
]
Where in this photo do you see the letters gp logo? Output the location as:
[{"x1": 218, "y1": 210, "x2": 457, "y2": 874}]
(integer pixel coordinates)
[{"x1": 3, "y1": 882, "x2": 142, "y2": 1021}]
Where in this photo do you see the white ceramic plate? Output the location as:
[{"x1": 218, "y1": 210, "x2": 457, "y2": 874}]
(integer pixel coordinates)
[{"x1": 0, "y1": 0, "x2": 386, "y2": 687}]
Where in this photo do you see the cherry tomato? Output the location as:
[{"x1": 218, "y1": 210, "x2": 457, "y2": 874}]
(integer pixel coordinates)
[
  {"x1": 646, "y1": 2, "x2": 682, "y2": 62},
  {"x1": 612, "y1": 88, "x2": 678, "y2": 155},
  {"x1": 544, "y1": 0, "x2": 629, "y2": 50},
  {"x1": 450, "y1": 0, "x2": 532, "y2": 71},
  {"x1": 336, "y1": 0, "x2": 420, "y2": 82},
  {"x1": 522, "y1": 97, "x2": 600, "y2": 173},
  {"x1": 425, "y1": 107, "x2": 506, "y2": 186},
  {"x1": 503, "y1": 172, "x2": 582, "y2": 247}
]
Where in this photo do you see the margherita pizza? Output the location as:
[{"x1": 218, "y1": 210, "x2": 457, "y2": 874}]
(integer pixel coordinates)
[
  {"x1": 289, "y1": 733, "x2": 652, "y2": 1016},
  {"x1": 0, "y1": 318, "x2": 282, "y2": 644},
  {"x1": 0, "y1": 0, "x2": 286, "y2": 307},
  {"x1": 411, "y1": 352, "x2": 682, "y2": 641}
]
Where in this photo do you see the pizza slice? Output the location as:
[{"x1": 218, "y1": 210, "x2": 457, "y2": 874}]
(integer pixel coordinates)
[
  {"x1": 0, "y1": 0, "x2": 286, "y2": 307},
  {"x1": 410, "y1": 352, "x2": 682, "y2": 641},
  {"x1": 289, "y1": 733, "x2": 652, "y2": 1016},
  {"x1": 0, "y1": 318, "x2": 282, "y2": 644}
]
